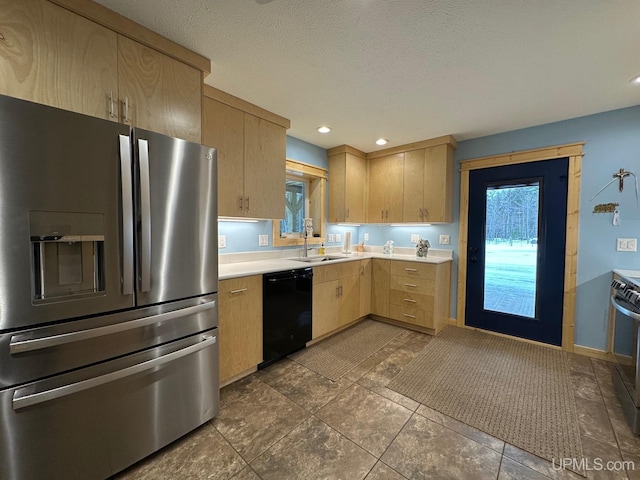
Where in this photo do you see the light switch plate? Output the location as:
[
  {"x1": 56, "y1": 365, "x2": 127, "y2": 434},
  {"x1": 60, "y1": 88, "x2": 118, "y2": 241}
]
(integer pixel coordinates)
[
  {"x1": 364, "y1": 233, "x2": 369, "y2": 241},
  {"x1": 258, "y1": 235, "x2": 268, "y2": 247},
  {"x1": 439, "y1": 234, "x2": 450, "y2": 245},
  {"x1": 335, "y1": 233, "x2": 342, "y2": 243},
  {"x1": 617, "y1": 238, "x2": 637, "y2": 252},
  {"x1": 410, "y1": 234, "x2": 420, "y2": 243},
  {"x1": 218, "y1": 235, "x2": 226, "y2": 248},
  {"x1": 327, "y1": 233, "x2": 334, "y2": 243}
]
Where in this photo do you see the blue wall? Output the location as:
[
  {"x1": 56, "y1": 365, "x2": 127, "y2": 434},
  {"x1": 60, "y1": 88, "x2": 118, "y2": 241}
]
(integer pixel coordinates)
[{"x1": 221, "y1": 106, "x2": 640, "y2": 351}]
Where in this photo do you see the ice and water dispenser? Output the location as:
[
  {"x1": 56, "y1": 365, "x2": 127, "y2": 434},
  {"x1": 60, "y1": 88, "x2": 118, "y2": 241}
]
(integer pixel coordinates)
[{"x1": 30, "y1": 211, "x2": 106, "y2": 302}]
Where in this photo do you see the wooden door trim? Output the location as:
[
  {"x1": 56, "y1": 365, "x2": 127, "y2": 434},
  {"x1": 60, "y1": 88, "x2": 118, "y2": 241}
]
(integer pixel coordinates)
[{"x1": 457, "y1": 142, "x2": 584, "y2": 352}]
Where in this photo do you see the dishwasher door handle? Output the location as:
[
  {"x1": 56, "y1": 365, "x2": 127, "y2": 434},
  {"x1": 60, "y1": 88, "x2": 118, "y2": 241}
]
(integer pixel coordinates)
[{"x1": 268, "y1": 274, "x2": 312, "y2": 282}]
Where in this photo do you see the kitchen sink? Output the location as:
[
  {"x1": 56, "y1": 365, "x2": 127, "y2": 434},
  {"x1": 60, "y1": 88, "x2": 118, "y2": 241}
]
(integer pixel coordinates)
[{"x1": 290, "y1": 255, "x2": 347, "y2": 263}]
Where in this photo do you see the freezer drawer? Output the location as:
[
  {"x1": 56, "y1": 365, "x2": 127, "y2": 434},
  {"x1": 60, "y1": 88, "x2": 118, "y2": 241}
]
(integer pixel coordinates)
[
  {"x1": 0, "y1": 295, "x2": 217, "y2": 389},
  {"x1": 1, "y1": 330, "x2": 219, "y2": 480}
]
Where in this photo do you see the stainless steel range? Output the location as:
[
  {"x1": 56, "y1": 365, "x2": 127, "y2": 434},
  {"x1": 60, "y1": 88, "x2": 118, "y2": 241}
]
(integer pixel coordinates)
[
  {"x1": 611, "y1": 271, "x2": 640, "y2": 434},
  {"x1": 0, "y1": 95, "x2": 219, "y2": 479}
]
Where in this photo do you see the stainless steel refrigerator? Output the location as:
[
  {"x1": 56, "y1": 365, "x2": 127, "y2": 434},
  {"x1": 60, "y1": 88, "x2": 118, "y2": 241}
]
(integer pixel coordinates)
[{"x1": 0, "y1": 94, "x2": 219, "y2": 480}]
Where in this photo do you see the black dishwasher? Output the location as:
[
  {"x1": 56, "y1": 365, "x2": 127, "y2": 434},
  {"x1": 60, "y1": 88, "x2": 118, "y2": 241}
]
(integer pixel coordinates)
[{"x1": 259, "y1": 268, "x2": 313, "y2": 369}]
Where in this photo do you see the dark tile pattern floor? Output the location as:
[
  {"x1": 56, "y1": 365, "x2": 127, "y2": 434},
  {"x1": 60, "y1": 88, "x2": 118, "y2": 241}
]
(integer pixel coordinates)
[{"x1": 114, "y1": 325, "x2": 640, "y2": 480}]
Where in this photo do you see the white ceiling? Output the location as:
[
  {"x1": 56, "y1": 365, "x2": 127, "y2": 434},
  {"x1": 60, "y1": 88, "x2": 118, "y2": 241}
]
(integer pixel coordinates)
[{"x1": 95, "y1": 0, "x2": 640, "y2": 153}]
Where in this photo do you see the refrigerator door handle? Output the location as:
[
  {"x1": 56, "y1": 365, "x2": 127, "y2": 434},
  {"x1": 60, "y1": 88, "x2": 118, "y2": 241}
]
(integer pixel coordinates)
[
  {"x1": 138, "y1": 138, "x2": 152, "y2": 292},
  {"x1": 12, "y1": 334, "x2": 217, "y2": 410},
  {"x1": 119, "y1": 134, "x2": 134, "y2": 295},
  {"x1": 9, "y1": 300, "x2": 217, "y2": 354}
]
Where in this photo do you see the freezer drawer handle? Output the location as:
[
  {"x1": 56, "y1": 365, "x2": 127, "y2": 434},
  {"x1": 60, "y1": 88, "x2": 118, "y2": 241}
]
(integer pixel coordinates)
[
  {"x1": 9, "y1": 300, "x2": 217, "y2": 354},
  {"x1": 12, "y1": 334, "x2": 217, "y2": 411},
  {"x1": 119, "y1": 134, "x2": 134, "y2": 295}
]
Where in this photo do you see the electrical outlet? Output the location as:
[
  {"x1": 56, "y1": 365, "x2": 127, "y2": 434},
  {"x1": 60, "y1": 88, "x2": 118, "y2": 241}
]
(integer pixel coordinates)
[
  {"x1": 617, "y1": 238, "x2": 637, "y2": 252},
  {"x1": 258, "y1": 234, "x2": 268, "y2": 246},
  {"x1": 335, "y1": 233, "x2": 342, "y2": 243},
  {"x1": 439, "y1": 234, "x2": 450, "y2": 245},
  {"x1": 410, "y1": 234, "x2": 420, "y2": 243},
  {"x1": 364, "y1": 233, "x2": 369, "y2": 241},
  {"x1": 218, "y1": 235, "x2": 226, "y2": 248},
  {"x1": 327, "y1": 233, "x2": 334, "y2": 243}
]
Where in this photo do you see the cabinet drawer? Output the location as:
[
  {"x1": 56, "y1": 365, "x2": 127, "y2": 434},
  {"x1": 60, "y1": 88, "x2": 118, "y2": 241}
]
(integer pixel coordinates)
[
  {"x1": 313, "y1": 261, "x2": 360, "y2": 284},
  {"x1": 389, "y1": 289, "x2": 433, "y2": 310},
  {"x1": 390, "y1": 261, "x2": 436, "y2": 279},
  {"x1": 389, "y1": 304, "x2": 433, "y2": 329},
  {"x1": 389, "y1": 275, "x2": 434, "y2": 295}
]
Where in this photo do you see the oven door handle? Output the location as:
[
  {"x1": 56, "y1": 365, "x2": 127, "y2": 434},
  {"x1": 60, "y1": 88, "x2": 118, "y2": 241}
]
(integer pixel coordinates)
[
  {"x1": 9, "y1": 301, "x2": 216, "y2": 354},
  {"x1": 12, "y1": 334, "x2": 216, "y2": 411},
  {"x1": 611, "y1": 294, "x2": 640, "y2": 321}
]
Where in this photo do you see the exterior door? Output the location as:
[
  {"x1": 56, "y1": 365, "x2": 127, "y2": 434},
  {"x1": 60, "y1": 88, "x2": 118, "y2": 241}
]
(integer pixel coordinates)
[{"x1": 465, "y1": 158, "x2": 568, "y2": 346}]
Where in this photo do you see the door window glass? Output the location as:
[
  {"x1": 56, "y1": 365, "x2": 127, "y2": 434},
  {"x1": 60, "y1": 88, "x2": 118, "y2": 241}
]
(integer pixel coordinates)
[{"x1": 483, "y1": 183, "x2": 540, "y2": 318}]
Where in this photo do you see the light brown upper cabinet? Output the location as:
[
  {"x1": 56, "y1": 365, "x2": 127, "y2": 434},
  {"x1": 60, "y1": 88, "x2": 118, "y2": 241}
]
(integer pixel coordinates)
[
  {"x1": 202, "y1": 86, "x2": 289, "y2": 219},
  {"x1": 117, "y1": 36, "x2": 202, "y2": 143},
  {"x1": 367, "y1": 153, "x2": 404, "y2": 223},
  {"x1": 0, "y1": 0, "x2": 208, "y2": 142},
  {"x1": 402, "y1": 142, "x2": 455, "y2": 223},
  {"x1": 0, "y1": 0, "x2": 118, "y2": 120},
  {"x1": 327, "y1": 146, "x2": 367, "y2": 223}
]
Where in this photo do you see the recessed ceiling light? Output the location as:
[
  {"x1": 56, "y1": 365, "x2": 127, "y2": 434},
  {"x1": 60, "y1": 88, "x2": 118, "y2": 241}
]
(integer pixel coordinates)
[
  {"x1": 376, "y1": 138, "x2": 389, "y2": 146},
  {"x1": 630, "y1": 75, "x2": 640, "y2": 85},
  {"x1": 317, "y1": 126, "x2": 331, "y2": 133}
]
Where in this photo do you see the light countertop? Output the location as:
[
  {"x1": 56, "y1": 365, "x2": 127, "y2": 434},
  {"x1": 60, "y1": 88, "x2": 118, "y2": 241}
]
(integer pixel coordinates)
[
  {"x1": 614, "y1": 269, "x2": 640, "y2": 288},
  {"x1": 219, "y1": 251, "x2": 453, "y2": 280}
]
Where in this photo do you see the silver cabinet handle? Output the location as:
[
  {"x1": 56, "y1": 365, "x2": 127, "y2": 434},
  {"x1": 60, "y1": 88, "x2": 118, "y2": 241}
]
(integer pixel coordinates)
[
  {"x1": 403, "y1": 298, "x2": 417, "y2": 303},
  {"x1": 230, "y1": 288, "x2": 248, "y2": 294},
  {"x1": 239, "y1": 196, "x2": 244, "y2": 211},
  {"x1": 381, "y1": 209, "x2": 384, "y2": 222},
  {"x1": 246, "y1": 196, "x2": 250, "y2": 211},
  {"x1": 119, "y1": 134, "x2": 134, "y2": 296},
  {"x1": 12, "y1": 334, "x2": 217, "y2": 410},
  {"x1": 404, "y1": 283, "x2": 417, "y2": 288},
  {"x1": 404, "y1": 268, "x2": 418, "y2": 272},
  {"x1": 403, "y1": 313, "x2": 416, "y2": 319},
  {"x1": 109, "y1": 91, "x2": 116, "y2": 118},
  {"x1": 10, "y1": 301, "x2": 217, "y2": 354},
  {"x1": 138, "y1": 139, "x2": 152, "y2": 293},
  {"x1": 346, "y1": 207, "x2": 350, "y2": 219}
]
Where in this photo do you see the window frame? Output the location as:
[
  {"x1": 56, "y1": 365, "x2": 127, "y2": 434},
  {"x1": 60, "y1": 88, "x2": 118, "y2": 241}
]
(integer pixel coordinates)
[{"x1": 272, "y1": 159, "x2": 326, "y2": 247}]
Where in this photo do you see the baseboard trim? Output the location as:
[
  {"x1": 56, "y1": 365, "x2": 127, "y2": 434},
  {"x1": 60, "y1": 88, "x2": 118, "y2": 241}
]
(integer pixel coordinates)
[{"x1": 573, "y1": 344, "x2": 616, "y2": 363}]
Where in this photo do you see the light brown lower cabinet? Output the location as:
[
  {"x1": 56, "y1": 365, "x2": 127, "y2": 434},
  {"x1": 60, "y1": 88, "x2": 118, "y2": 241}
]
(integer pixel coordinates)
[
  {"x1": 359, "y1": 259, "x2": 372, "y2": 318},
  {"x1": 312, "y1": 262, "x2": 361, "y2": 339},
  {"x1": 219, "y1": 275, "x2": 262, "y2": 384},
  {"x1": 388, "y1": 260, "x2": 451, "y2": 333},
  {"x1": 371, "y1": 259, "x2": 391, "y2": 317}
]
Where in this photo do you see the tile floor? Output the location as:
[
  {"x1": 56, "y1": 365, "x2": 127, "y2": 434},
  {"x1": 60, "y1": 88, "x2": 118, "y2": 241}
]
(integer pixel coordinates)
[{"x1": 114, "y1": 325, "x2": 640, "y2": 480}]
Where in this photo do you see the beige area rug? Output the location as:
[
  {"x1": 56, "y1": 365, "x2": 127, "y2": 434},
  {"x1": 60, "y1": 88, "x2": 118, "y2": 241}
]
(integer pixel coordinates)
[
  {"x1": 387, "y1": 326, "x2": 584, "y2": 468},
  {"x1": 289, "y1": 319, "x2": 404, "y2": 381}
]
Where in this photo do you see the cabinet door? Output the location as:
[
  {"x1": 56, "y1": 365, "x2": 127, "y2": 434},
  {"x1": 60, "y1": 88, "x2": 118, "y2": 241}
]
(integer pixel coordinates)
[
  {"x1": 0, "y1": 0, "x2": 117, "y2": 119},
  {"x1": 339, "y1": 274, "x2": 360, "y2": 327},
  {"x1": 344, "y1": 153, "x2": 366, "y2": 223},
  {"x1": 243, "y1": 113, "x2": 286, "y2": 219},
  {"x1": 367, "y1": 154, "x2": 403, "y2": 223},
  {"x1": 117, "y1": 35, "x2": 202, "y2": 143},
  {"x1": 423, "y1": 144, "x2": 454, "y2": 222},
  {"x1": 367, "y1": 156, "x2": 388, "y2": 223},
  {"x1": 328, "y1": 153, "x2": 346, "y2": 223},
  {"x1": 359, "y1": 259, "x2": 372, "y2": 317},
  {"x1": 219, "y1": 276, "x2": 262, "y2": 383},
  {"x1": 385, "y1": 153, "x2": 404, "y2": 223},
  {"x1": 203, "y1": 97, "x2": 245, "y2": 217},
  {"x1": 403, "y1": 149, "x2": 426, "y2": 222},
  {"x1": 371, "y1": 259, "x2": 390, "y2": 317},
  {"x1": 312, "y1": 280, "x2": 339, "y2": 339}
]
